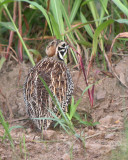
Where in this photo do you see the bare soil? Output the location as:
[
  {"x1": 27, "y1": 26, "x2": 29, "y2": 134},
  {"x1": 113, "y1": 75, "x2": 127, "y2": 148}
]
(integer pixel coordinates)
[{"x1": 0, "y1": 57, "x2": 128, "y2": 160}]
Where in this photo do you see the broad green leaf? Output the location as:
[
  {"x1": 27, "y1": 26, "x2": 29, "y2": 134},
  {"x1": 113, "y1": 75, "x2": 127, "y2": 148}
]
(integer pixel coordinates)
[
  {"x1": 67, "y1": 96, "x2": 81, "y2": 121},
  {"x1": 60, "y1": 2, "x2": 71, "y2": 29},
  {"x1": 29, "y1": 4, "x2": 37, "y2": 9},
  {"x1": 115, "y1": 19, "x2": 128, "y2": 25},
  {"x1": 50, "y1": 0, "x2": 64, "y2": 38},
  {"x1": 92, "y1": 19, "x2": 114, "y2": 56},
  {"x1": 81, "y1": 0, "x2": 93, "y2": 6},
  {"x1": 112, "y1": 0, "x2": 128, "y2": 17},
  {"x1": 76, "y1": 40, "x2": 92, "y2": 48},
  {"x1": 60, "y1": 2, "x2": 75, "y2": 42},
  {"x1": 80, "y1": 12, "x2": 93, "y2": 38},
  {"x1": 87, "y1": 0, "x2": 99, "y2": 27},
  {"x1": 0, "y1": 22, "x2": 16, "y2": 31},
  {"x1": 99, "y1": 0, "x2": 109, "y2": 24},
  {"x1": 75, "y1": 29, "x2": 92, "y2": 47},
  {"x1": 28, "y1": 49, "x2": 41, "y2": 56},
  {"x1": 71, "y1": 98, "x2": 81, "y2": 117},
  {"x1": 70, "y1": 0, "x2": 82, "y2": 24},
  {"x1": 99, "y1": 0, "x2": 109, "y2": 15},
  {"x1": 117, "y1": 38, "x2": 128, "y2": 41},
  {"x1": 49, "y1": 13, "x2": 61, "y2": 39}
]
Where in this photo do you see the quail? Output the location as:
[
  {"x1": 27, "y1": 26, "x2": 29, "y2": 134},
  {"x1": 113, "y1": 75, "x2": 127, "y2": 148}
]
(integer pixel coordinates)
[{"x1": 23, "y1": 39, "x2": 74, "y2": 130}]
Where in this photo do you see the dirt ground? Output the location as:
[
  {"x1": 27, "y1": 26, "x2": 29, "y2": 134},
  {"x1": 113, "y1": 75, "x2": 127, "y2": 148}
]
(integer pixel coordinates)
[{"x1": 0, "y1": 56, "x2": 128, "y2": 160}]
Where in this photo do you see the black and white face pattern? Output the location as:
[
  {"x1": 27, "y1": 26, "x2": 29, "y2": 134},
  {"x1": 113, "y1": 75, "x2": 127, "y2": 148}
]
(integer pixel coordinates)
[{"x1": 56, "y1": 41, "x2": 69, "y2": 61}]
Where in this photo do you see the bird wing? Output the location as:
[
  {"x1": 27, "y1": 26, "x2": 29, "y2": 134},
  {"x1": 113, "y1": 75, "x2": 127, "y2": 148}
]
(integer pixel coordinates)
[{"x1": 23, "y1": 58, "x2": 69, "y2": 129}]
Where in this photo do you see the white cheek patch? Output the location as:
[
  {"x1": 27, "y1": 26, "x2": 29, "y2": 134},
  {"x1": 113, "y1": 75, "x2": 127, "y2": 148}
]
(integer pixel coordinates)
[
  {"x1": 59, "y1": 52, "x2": 64, "y2": 60},
  {"x1": 63, "y1": 50, "x2": 67, "y2": 58},
  {"x1": 56, "y1": 42, "x2": 68, "y2": 60}
]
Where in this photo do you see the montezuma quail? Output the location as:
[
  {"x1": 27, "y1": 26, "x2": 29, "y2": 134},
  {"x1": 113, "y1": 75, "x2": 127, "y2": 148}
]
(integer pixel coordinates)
[{"x1": 23, "y1": 40, "x2": 74, "y2": 130}]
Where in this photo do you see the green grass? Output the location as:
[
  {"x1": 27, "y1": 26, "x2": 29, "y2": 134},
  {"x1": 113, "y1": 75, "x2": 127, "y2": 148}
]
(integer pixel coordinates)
[
  {"x1": 110, "y1": 122, "x2": 128, "y2": 160},
  {"x1": 0, "y1": 109, "x2": 14, "y2": 149}
]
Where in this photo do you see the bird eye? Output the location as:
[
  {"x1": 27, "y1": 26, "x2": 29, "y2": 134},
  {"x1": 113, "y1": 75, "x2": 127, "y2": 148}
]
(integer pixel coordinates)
[
  {"x1": 62, "y1": 43, "x2": 66, "y2": 47},
  {"x1": 51, "y1": 41, "x2": 55, "y2": 45}
]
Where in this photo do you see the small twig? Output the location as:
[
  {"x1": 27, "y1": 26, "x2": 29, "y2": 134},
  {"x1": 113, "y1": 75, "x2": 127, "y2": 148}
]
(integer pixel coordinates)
[
  {"x1": 120, "y1": 95, "x2": 128, "y2": 98},
  {"x1": 8, "y1": 116, "x2": 29, "y2": 123},
  {"x1": 23, "y1": 36, "x2": 54, "y2": 41},
  {"x1": 85, "y1": 132, "x2": 102, "y2": 139},
  {"x1": 6, "y1": 2, "x2": 17, "y2": 59},
  {"x1": 120, "y1": 107, "x2": 128, "y2": 111}
]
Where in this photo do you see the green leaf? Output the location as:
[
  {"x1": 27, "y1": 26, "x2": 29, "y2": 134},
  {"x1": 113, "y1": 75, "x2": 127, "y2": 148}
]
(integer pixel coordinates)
[
  {"x1": 0, "y1": 57, "x2": 6, "y2": 70},
  {"x1": 68, "y1": 96, "x2": 81, "y2": 120},
  {"x1": 76, "y1": 40, "x2": 92, "y2": 48},
  {"x1": 64, "y1": 15, "x2": 110, "y2": 35},
  {"x1": 99, "y1": 0, "x2": 109, "y2": 24},
  {"x1": 39, "y1": 76, "x2": 72, "y2": 127},
  {"x1": 60, "y1": 2, "x2": 76, "y2": 42},
  {"x1": 80, "y1": 11, "x2": 93, "y2": 38},
  {"x1": 87, "y1": 0, "x2": 99, "y2": 27},
  {"x1": 82, "y1": 84, "x2": 93, "y2": 96},
  {"x1": 0, "y1": 110, "x2": 14, "y2": 148},
  {"x1": 115, "y1": 19, "x2": 128, "y2": 25},
  {"x1": 81, "y1": 0, "x2": 93, "y2": 6},
  {"x1": 49, "y1": 13, "x2": 61, "y2": 39},
  {"x1": 0, "y1": 22, "x2": 16, "y2": 31},
  {"x1": 2, "y1": 0, "x2": 53, "y2": 35},
  {"x1": 73, "y1": 112, "x2": 98, "y2": 126},
  {"x1": 28, "y1": 49, "x2": 41, "y2": 56},
  {"x1": 29, "y1": 4, "x2": 37, "y2": 9},
  {"x1": 117, "y1": 38, "x2": 128, "y2": 41},
  {"x1": 70, "y1": 0, "x2": 82, "y2": 24},
  {"x1": 9, "y1": 125, "x2": 24, "y2": 132},
  {"x1": 50, "y1": 0, "x2": 64, "y2": 37},
  {"x1": 92, "y1": 19, "x2": 114, "y2": 56},
  {"x1": 112, "y1": 0, "x2": 128, "y2": 17}
]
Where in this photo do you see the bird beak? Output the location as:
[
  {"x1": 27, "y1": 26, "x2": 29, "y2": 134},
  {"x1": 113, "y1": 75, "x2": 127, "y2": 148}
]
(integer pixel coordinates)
[{"x1": 66, "y1": 45, "x2": 69, "y2": 49}]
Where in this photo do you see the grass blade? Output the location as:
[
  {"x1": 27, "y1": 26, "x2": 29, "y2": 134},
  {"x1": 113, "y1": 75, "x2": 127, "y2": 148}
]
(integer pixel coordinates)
[
  {"x1": 69, "y1": 0, "x2": 82, "y2": 24},
  {"x1": 80, "y1": 11, "x2": 93, "y2": 38},
  {"x1": 92, "y1": 19, "x2": 114, "y2": 56},
  {"x1": 50, "y1": 0, "x2": 64, "y2": 37},
  {"x1": 0, "y1": 110, "x2": 14, "y2": 149},
  {"x1": 39, "y1": 76, "x2": 74, "y2": 132},
  {"x1": 0, "y1": 57, "x2": 6, "y2": 70},
  {"x1": 0, "y1": 22, "x2": 16, "y2": 31},
  {"x1": 49, "y1": 13, "x2": 61, "y2": 39},
  {"x1": 99, "y1": 0, "x2": 109, "y2": 24},
  {"x1": 112, "y1": 0, "x2": 128, "y2": 17}
]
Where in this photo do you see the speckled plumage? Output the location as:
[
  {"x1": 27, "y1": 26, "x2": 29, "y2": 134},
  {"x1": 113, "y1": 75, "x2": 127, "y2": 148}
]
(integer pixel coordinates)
[{"x1": 23, "y1": 40, "x2": 74, "y2": 130}]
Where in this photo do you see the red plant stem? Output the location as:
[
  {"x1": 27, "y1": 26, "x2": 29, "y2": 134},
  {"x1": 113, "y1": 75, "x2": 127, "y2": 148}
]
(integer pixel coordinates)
[
  {"x1": 6, "y1": 2, "x2": 17, "y2": 59},
  {"x1": 69, "y1": 44, "x2": 93, "y2": 107},
  {"x1": 23, "y1": 15, "x2": 29, "y2": 36}
]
